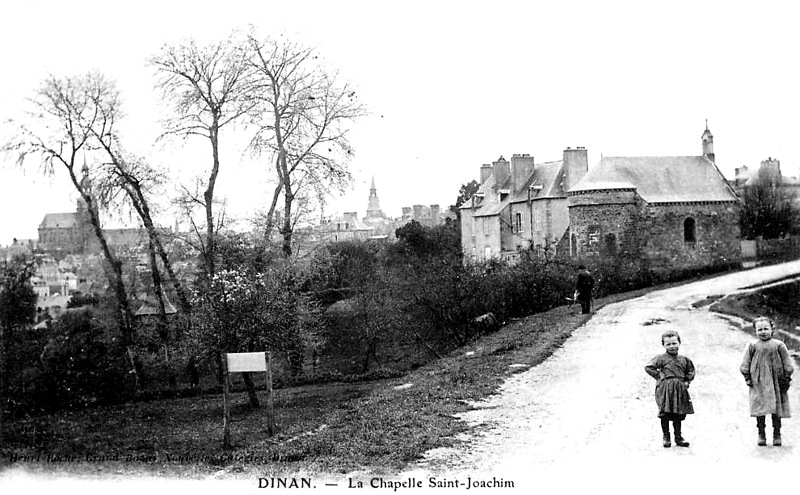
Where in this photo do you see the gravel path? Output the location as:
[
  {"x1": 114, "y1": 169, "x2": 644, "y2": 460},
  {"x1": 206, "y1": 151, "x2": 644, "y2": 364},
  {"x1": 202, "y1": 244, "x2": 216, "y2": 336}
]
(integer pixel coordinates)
[{"x1": 405, "y1": 260, "x2": 800, "y2": 493}]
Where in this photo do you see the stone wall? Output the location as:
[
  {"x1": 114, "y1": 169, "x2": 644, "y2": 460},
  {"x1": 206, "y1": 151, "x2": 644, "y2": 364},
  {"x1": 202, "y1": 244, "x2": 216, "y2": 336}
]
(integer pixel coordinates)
[
  {"x1": 462, "y1": 213, "x2": 502, "y2": 261},
  {"x1": 568, "y1": 189, "x2": 741, "y2": 272},
  {"x1": 507, "y1": 201, "x2": 532, "y2": 252},
  {"x1": 568, "y1": 189, "x2": 642, "y2": 259},
  {"x1": 639, "y1": 203, "x2": 741, "y2": 271}
]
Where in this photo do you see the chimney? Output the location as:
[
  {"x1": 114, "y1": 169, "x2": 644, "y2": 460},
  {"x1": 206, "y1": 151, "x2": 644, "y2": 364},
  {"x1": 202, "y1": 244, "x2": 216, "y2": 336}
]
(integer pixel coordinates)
[
  {"x1": 492, "y1": 156, "x2": 510, "y2": 188},
  {"x1": 510, "y1": 154, "x2": 535, "y2": 194},
  {"x1": 563, "y1": 147, "x2": 588, "y2": 192},
  {"x1": 480, "y1": 164, "x2": 493, "y2": 184}
]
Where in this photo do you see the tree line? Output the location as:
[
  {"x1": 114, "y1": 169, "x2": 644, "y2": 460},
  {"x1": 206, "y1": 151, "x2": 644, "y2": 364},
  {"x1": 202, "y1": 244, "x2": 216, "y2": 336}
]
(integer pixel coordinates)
[{"x1": 0, "y1": 27, "x2": 364, "y2": 442}]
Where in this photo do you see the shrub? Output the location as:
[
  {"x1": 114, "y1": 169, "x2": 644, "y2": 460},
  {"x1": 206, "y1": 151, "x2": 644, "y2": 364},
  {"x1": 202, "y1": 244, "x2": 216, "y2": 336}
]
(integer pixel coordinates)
[{"x1": 36, "y1": 311, "x2": 127, "y2": 410}]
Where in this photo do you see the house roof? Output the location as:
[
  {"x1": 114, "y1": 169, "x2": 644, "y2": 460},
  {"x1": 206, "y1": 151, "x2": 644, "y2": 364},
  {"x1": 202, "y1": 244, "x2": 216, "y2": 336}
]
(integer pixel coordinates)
[
  {"x1": 325, "y1": 212, "x2": 374, "y2": 231},
  {"x1": 39, "y1": 213, "x2": 79, "y2": 229},
  {"x1": 464, "y1": 159, "x2": 570, "y2": 217},
  {"x1": 569, "y1": 156, "x2": 739, "y2": 203},
  {"x1": 512, "y1": 160, "x2": 565, "y2": 201},
  {"x1": 134, "y1": 297, "x2": 178, "y2": 316},
  {"x1": 464, "y1": 173, "x2": 507, "y2": 217}
]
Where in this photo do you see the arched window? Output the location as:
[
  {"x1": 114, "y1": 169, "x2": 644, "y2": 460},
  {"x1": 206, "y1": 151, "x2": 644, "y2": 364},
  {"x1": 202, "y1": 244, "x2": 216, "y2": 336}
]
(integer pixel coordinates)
[
  {"x1": 570, "y1": 234, "x2": 577, "y2": 258},
  {"x1": 684, "y1": 217, "x2": 696, "y2": 243}
]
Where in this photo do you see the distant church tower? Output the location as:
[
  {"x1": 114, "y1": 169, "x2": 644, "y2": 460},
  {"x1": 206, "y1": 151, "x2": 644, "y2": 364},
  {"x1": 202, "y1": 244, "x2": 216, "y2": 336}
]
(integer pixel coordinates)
[
  {"x1": 365, "y1": 176, "x2": 386, "y2": 220},
  {"x1": 701, "y1": 121, "x2": 714, "y2": 163},
  {"x1": 76, "y1": 158, "x2": 95, "y2": 253}
]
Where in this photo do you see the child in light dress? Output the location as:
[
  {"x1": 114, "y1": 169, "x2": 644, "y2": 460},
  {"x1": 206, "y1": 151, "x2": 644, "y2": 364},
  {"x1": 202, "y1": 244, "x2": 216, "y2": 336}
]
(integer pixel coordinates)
[
  {"x1": 740, "y1": 316, "x2": 793, "y2": 446},
  {"x1": 645, "y1": 330, "x2": 695, "y2": 448}
]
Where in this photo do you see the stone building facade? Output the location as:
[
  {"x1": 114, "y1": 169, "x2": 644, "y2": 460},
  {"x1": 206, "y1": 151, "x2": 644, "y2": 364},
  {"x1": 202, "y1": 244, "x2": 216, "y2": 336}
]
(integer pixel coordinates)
[
  {"x1": 567, "y1": 126, "x2": 741, "y2": 272},
  {"x1": 460, "y1": 148, "x2": 589, "y2": 262}
]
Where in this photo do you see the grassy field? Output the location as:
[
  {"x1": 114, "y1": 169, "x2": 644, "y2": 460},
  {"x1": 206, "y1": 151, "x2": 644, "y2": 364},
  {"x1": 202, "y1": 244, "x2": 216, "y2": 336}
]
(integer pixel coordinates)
[{"x1": 0, "y1": 281, "x2": 706, "y2": 480}]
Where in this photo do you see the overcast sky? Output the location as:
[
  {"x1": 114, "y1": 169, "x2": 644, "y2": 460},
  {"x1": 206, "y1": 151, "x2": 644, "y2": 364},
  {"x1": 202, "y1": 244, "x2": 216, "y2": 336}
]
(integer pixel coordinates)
[{"x1": 2, "y1": 0, "x2": 799, "y2": 246}]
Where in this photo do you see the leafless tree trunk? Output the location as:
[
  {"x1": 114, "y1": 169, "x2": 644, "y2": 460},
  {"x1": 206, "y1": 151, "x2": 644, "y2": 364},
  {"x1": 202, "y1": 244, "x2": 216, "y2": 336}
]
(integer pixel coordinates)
[
  {"x1": 94, "y1": 151, "x2": 191, "y2": 313},
  {"x1": 2, "y1": 72, "x2": 140, "y2": 386},
  {"x1": 151, "y1": 33, "x2": 255, "y2": 277}
]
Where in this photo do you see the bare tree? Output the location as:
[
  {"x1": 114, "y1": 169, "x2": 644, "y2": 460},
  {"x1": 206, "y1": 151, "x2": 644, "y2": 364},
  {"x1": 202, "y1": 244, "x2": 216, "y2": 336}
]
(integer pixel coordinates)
[
  {"x1": 2, "y1": 72, "x2": 140, "y2": 384},
  {"x1": 245, "y1": 33, "x2": 367, "y2": 256},
  {"x1": 739, "y1": 166, "x2": 800, "y2": 240},
  {"x1": 150, "y1": 33, "x2": 255, "y2": 277},
  {"x1": 94, "y1": 151, "x2": 191, "y2": 313}
]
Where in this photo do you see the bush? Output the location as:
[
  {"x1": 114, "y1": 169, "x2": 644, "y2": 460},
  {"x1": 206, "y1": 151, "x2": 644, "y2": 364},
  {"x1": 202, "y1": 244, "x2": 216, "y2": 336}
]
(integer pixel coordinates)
[{"x1": 36, "y1": 311, "x2": 127, "y2": 410}]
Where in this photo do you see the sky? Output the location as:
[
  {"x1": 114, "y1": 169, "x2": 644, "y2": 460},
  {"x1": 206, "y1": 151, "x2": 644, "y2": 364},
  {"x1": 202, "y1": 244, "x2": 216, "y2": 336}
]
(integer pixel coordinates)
[{"x1": 2, "y1": 0, "x2": 800, "y2": 246}]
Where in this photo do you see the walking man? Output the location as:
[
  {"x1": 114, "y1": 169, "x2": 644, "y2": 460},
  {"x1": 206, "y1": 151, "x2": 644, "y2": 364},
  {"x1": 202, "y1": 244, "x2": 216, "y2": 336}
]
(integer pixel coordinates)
[{"x1": 575, "y1": 264, "x2": 595, "y2": 314}]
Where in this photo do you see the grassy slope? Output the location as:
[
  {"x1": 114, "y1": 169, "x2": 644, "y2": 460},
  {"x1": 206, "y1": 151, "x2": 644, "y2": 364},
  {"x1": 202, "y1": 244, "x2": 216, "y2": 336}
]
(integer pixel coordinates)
[
  {"x1": 710, "y1": 283, "x2": 800, "y2": 352},
  {"x1": 0, "y1": 285, "x2": 674, "y2": 479}
]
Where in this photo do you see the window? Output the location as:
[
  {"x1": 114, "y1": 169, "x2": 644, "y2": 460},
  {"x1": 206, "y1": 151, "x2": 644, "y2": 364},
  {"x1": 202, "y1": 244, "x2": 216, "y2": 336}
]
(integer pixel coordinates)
[
  {"x1": 515, "y1": 212, "x2": 523, "y2": 234},
  {"x1": 684, "y1": 218, "x2": 696, "y2": 243},
  {"x1": 586, "y1": 225, "x2": 601, "y2": 255},
  {"x1": 604, "y1": 233, "x2": 617, "y2": 257},
  {"x1": 570, "y1": 233, "x2": 577, "y2": 258}
]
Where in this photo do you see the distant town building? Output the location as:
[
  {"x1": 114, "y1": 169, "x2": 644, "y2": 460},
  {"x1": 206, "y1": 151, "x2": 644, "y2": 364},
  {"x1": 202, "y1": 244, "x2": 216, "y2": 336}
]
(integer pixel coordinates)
[
  {"x1": 731, "y1": 157, "x2": 800, "y2": 206},
  {"x1": 365, "y1": 177, "x2": 386, "y2": 221},
  {"x1": 1, "y1": 238, "x2": 35, "y2": 261},
  {"x1": 323, "y1": 211, "x2": 375, "y2": 242},
  {"x1": 321, "y1": 177, "x2": 448, "y2": 244},
  {"x1": 37, "y1": 161, "x2": 149, "y2": 255}
]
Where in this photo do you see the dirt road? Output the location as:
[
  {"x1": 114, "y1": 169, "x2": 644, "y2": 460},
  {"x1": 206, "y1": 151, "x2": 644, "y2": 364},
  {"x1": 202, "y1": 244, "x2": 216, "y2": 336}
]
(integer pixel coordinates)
[{"x1": 405, "y1": 260, "x2": 800, "y2": 493}]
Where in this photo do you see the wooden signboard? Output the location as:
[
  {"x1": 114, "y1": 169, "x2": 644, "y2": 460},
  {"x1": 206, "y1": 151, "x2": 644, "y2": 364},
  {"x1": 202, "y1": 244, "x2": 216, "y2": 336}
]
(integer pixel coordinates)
[{"x1": 223, "y1": 351, "x2": 275, "y2": 449}]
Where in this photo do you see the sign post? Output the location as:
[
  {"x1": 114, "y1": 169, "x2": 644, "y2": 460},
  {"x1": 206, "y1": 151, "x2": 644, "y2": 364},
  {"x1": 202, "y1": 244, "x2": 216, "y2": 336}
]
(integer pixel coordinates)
[{"x1": 222, "y1": 351, "x2": 275, "y2": 449}]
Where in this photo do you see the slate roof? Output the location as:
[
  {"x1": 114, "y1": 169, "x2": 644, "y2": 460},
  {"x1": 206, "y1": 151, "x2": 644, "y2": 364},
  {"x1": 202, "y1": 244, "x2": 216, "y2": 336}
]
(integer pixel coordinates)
[
  {"x1": 463, "y1": 159, "x2": 569, "y2": 218},
  {"x1": 134, "y1": 297, "x2": 178, "y2": 316},
  {"x1": 325, "y1": 212, "x2": 374, "y2": 231},
  {"x1": 39, "y1": 213, "x2": 79, "y2": 229},
  {"x1": 463, "y1": 172, "x2": 506, "y2": 217},
  {"x1": 569, "y1": 156, "x2": 739, "y2": 203},
  {"x1": 511, "y1": 160, "x2": 566, "y2": 201}
]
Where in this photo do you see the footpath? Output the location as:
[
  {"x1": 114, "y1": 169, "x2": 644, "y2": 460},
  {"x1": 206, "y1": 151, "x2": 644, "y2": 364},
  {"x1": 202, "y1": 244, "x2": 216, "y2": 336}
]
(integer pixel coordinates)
[{"x1": 405, "y1": 260, "x2": 800, "y2": 494}]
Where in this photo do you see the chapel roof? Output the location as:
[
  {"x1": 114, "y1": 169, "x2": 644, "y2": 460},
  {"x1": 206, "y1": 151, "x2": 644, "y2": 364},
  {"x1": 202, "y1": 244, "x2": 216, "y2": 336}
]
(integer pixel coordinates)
[{"x1": 569, "y1": 155, "x2": 738, "y2": 203}]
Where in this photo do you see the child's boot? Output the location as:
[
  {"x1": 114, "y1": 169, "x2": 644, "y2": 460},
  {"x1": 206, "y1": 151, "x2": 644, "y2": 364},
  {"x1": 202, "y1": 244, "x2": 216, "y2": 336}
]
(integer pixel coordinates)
[
  {"x1": 757, "y1": 416, "x2": 767, "y2": 446},
  {"x1": 660, "y1": 418, "x2": 671, "y2": 448},
  {"x1": 673, "y1": 420, "x2": 690, "y2": 447},
  {"x1": 772, "y1": 415, "x2": 782, "y2": 447}
]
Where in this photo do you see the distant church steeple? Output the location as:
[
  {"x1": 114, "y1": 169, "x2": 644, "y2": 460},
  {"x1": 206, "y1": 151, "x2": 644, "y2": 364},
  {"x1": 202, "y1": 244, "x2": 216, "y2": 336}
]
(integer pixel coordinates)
[
  {"x1": 365, "y1": 176, "x2": 386, "y2": 220},
  {"x1": 75, "y1": 155, "x2": 94, "y2": 254},
  {"x1": 701, "y1": 120, "x2": 715, "y2": 163}
]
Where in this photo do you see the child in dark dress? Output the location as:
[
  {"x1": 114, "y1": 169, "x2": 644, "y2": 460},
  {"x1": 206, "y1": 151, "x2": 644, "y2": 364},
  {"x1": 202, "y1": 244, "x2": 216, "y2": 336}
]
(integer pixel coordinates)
[{"x1": 645, "y1": 330, "x2": 695, "y2": 447}]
